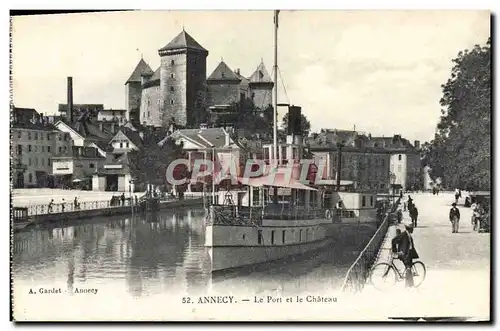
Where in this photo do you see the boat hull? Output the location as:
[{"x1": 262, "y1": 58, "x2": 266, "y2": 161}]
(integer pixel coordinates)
[{"x1": 208, "y1": 238, "x2": 332, "y2": 272}]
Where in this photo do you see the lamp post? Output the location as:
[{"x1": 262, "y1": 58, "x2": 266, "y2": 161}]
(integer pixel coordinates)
[{"x1": 389, "y1": 172, "x2": 396, "y2": 204}]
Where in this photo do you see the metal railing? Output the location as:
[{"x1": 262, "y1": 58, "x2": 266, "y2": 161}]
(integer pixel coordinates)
[
  {"x1": 207, "y1": 205, "x2": 264, "y2": 227},
  {"x1": 340, "y1": 210, "x2": 393, "y2": 293},
  {"x1": 24, "y1": 193, "x2": 201, "y2": 216}
]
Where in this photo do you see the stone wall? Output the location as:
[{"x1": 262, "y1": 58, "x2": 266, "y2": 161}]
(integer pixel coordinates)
[
  {"x1": 126, "y1": 82, "x2": 142, "y2": 114},
  {"x1": 140, "y1": 84, "x2": 161, "y2": 127},
  {"x1": 250, "y1": 84, "x2": 273, "y2": 110}
]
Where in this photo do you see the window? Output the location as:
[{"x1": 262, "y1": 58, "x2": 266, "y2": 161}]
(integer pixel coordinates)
[
  {"x1": 398, "y1": 154, "x2": 402, "y2": 161},
  {"x1": 147, "y1": 111, "x2": 150, "y2": 118},
  {"x1": 47, "y1": 133, "x2": 50, "y2": 140},
  {"x1": 59, "y1": 147, "x2": 62, "y2": 154},
  {"x1": 35, "y1": 132, "x2": 38, "y2": 140},
  {"x1": 34, "y1": 158, "x2": 38, "y2": 166},
  {"x1": 41, "y1": 158, "x2": 44, "y2": 166},
  {"x1": 170, "y1": 99, "x2": 174, "y2": 105},
  {"x1": 47, "y1": 146, "x2": 51, "y2": 153},
  {"x1": 362, "y1": 196, "x2": 366, "y2": 207},
  {"x1": 17, "y1": 145, "x2": 22, "y2": 155},
  {"x1": 170, "y1": 60, "x2": 174, "y2": 65},
  {"x1": 17, "y1": 131, "x2": 21, "y2": 139},
  {"x1": 143, "y1": 112, "x2": 145, "y2": 118},
  {"x1": 34, "y1": 146, "x2": 37, "y2": 152},
  {"x1": 28, "y1": 173, "x2": 32, "y2": 183},
  {"x1": 221, "y1": 72, "x2": 225, "y2": 78},
  {"x1": 64, "y1": 134, "x2": 68, "y2": 141},
  {"x1": 126, "y1": 142, "x2": 129, "y2": 148},
  {"x1": 48, "y1": 158, "x2": 51, "y2": 166},
  {"x1": 28, "y1": 158, "x2": 31, "y2": 166},
  {"x1": 299, "y1": 229, "x2": 303, "y2": 242},
  {"x1": 282, "y1": 230, "x2": 286, "y2": 244},
  {"x1": 271, "y1": 230, "x2": 275, "y2": 245},
  {"x1": 258, "y1": 230, "x2": 263, "y2": 245},
  {"x1": 28, "y1": 132, "x2": 31, "y2": 140},
  {"x1": 28, "y1": 145, "x2": 32, "y2": 152},
  {"x1": 170, "y1": 86, "x2": 174, "y2": 92},
  {"x1": 120, "y1": 142, "x2": 123, "y2": 148},
  {"x1": 170, "y1": 73, "x2": 175, "y2": 78},
  {"x1": 63, "y1": 146, "x2": 67, "y2": 152},
  {"x1": 370, "y1": 196, "x2": 374, "y2": 206},
  {"x1": 89, "y1": 163, "x2": 94, "y2": 168},
  {"x1": 58, "y1": 134, "x2": 61, "y2": 141}
]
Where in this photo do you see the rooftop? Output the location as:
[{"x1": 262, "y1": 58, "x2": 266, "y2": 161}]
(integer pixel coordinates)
[
  {"x1": 125, "y1": 58, "x2": 154, "y2": 84},
  {"x1": 159, "y1": 29, "x2": 208, "y2": 53},
  {"x1": 207, "y1": 61, "x2": 241, "y2": 82}
]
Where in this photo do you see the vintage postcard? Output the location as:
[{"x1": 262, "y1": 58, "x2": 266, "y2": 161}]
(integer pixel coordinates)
[{"x1": 10, "y1": 10, "x2": 491, "y2": 322}]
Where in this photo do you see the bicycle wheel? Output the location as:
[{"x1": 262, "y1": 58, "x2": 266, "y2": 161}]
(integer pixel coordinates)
[
  {"x1": 411, "y1": 261, "x2": 426, "y2": 287},
  {"x1": 370, "y1": 262, "x2": 397, "y2": 291}
]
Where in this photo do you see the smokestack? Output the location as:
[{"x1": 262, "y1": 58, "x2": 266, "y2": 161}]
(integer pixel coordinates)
[
  {"x1": 67, "y1": 77, "x2": 73, "y2": 124},
  {"x1": 286, "y1": 105, "x2": 302, "y2": 145}
]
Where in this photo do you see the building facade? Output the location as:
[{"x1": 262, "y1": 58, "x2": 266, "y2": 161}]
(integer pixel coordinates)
[
  {"x1": 308, "y1": 129, "x2": 391, "y2": 192},
  {"x1": 12, "y1": 108, "x2": 73, "y2": 188},
  {"x1": 371, "y1": 135, "x2": 423, "y2": 191}
]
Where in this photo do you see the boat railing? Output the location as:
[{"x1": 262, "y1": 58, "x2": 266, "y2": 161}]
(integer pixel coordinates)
[
  {"x1": 207, "y1": 205, "x2": 264, "y2": 226},
  {"x1": 262, "y1": 203, "x2": 326, "y2": 220}
]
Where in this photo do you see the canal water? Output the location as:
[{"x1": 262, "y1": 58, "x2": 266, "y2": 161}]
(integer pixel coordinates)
[{"x1": 12, "y1": 208, "x2": 377, "y2": 319}]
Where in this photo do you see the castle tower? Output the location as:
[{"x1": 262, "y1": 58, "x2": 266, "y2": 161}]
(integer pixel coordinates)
[
  {"x1": 158, "y1": 29, "x2": 209, "y2": 128},
  {"x1": 207, "y1": 60, "x2": 242, "y2": 107},
  {"x1": 125, "y1": 58, "x2": 154, "y2": 124},
  {"x1": 248, "y1": 60, "x2": 274, "y2": 110}
]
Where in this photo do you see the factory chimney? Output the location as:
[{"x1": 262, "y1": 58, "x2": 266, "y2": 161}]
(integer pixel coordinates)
[{"x1": 67, "y1": 77, "x2": 73, "y2": 124}]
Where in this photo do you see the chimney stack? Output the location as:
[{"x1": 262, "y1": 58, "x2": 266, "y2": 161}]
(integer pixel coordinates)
[
  {"x1": 286, "y1": 105, "x2": 302, "y2": 145},
  {"x1": 67, "y1": 77, "x2": 73, "y2": 124},
  {"x1": 414, "y1": 140, "x2": 420, "y2": 149}
]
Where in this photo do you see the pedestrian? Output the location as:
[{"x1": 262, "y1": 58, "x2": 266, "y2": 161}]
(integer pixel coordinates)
[
  {"x1": 74, "y1": 197, "x2": 79, "y2": 210},
  {"x1": 454, "y1": 188, "x2": 460, "y2": 204},
  {"x1": 61, "y1": 198, "x2": 65, "y2": 212},
  {"x1": 397, "y1": 207, "x2": 403, "y2": 224},
  {"x1": 449, "y1": 202, "x2": 461, "y2": 233},
  {"x1": 48, "y1": 199, "x2": 54, "y2": 213},
  {"x1": 410, "y1": 205, "x2": 419, "y2": 227},
  {"x1": 392, "y1": 223, "x2": 419, "y2": 288},
  {"x1": 121, "y1": 193, "x2": 126, "y2": 206},
  {"x1": 407, "y1": 195, "x2": 413, "y2": 211}
]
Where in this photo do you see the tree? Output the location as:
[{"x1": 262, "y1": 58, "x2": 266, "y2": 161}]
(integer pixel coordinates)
[
  {"x1": 132, "y1": 127, "x2": 185, "y2": 192},
  {"x1": 281, "y1": 112, "x2": 311, "y2": 137},
  {"x1": 215, "y1": 99, "x2": 274, "y2": 140},
  {"x1": 422, "y1": 37, "x2": 491, "y2": 190}
]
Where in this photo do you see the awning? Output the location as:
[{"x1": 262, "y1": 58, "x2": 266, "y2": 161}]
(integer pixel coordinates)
[{"x1": 240, "y1": 173, "x2": 317, "y2": 191}]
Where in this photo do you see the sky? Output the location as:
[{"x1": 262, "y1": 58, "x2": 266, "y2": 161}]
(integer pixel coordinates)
[{"x1": 11, "y1": 10, "x2": 490, "y2": 142}]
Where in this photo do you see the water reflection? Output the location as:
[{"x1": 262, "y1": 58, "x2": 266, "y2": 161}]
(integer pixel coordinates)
[
  {"x1": 12, "y1": 209, "x2": 210, "y2": 298},
  {"x1": 12, "y1": 209, "x2": 376, "y2": 299}
]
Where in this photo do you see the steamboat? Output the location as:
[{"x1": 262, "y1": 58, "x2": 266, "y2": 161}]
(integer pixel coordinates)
[{"x1": 204, "y1": 11, "x2": 380, "y2": 272}]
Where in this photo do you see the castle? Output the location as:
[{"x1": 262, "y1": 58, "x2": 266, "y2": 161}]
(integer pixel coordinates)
[{"x1": 125, "y1": 29, "x2": 274, "y2": 129}]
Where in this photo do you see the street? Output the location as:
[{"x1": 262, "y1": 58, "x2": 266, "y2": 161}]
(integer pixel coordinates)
[{"x1": 356, "y1": 191, "x2": 490, "y2": 320}]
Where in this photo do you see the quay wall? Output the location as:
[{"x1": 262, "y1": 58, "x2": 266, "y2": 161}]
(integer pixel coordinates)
[{"x1": 23, "y1": 198, "x2": 203, "y2": 225}]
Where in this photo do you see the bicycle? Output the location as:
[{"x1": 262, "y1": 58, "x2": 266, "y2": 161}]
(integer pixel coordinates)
[{"x1": 370, "y1": 255, "x2": 426, "y2": 291}]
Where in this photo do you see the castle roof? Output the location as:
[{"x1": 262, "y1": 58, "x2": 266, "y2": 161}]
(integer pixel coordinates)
[
  {"x1": 126, "y1": 58, "x2": 154, "y2": 84},
  {"x1": 159, "y1": 29, "x2": 207, "y2": 53},
  {"x1": 249, "y1": 60, "x2": 273, "y2": 84},
  {"x1": 207, "y1": 61, "x2": 241, "y2": 82},
  {"x1": 150, "y1": 66, "x2": 161, "y2": 81}
]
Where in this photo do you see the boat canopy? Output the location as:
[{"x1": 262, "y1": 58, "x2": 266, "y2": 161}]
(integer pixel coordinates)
[{"x1": 240, "y1": 173, "x2": 317, "y2": 191}]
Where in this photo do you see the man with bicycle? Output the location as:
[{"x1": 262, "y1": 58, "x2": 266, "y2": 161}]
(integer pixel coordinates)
[{"x1": 391, "y1": 223, "x2": 420, "y2": 288}]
